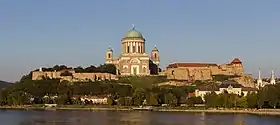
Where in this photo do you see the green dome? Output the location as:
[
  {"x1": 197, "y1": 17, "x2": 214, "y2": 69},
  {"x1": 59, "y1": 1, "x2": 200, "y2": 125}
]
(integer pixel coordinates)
[{"x1": 124, "y1": 26, "x2": 143, "y2": 38}]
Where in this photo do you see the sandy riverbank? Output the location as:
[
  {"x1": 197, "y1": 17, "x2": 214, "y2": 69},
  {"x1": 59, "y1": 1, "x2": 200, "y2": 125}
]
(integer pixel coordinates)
[{"x1": 1, "y1": 106, "x2": 280, "y2": 116}]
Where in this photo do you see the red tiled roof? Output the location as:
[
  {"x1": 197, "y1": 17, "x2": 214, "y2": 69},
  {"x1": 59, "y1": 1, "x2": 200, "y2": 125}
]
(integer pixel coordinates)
[
  {"x1": 167, "y1": 63, "x2": 217, "y2": 68},
  {"x1": 231, "y1": 58, "x2": 242, "y2": 64}
]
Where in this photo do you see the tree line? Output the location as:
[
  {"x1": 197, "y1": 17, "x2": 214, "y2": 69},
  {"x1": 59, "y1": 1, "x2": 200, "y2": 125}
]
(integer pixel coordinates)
[
  {"x1": 204, "y1": 84, "x2": 280, "y2": 109},
  {"x1": 0, "y1": 75, "x2": 198, "y2": 106},
  {"x1": 1, "y1": 73, "x2": 280, "y2": 109}
]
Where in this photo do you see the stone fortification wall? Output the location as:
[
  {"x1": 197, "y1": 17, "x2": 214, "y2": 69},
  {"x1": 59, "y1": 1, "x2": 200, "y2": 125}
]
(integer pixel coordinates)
[
  {"x1": 166, "y1": 58, "x2": 244, "y2": 81},
  {"x1": 32, "y1": 71, "x2": 118, "y2": 82}
]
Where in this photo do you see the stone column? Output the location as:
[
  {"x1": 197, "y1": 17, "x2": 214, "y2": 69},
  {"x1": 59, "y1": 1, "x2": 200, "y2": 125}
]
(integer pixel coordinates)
[
  {"x1": 140, "y1": 43, "x2": 142, "y2": 53},
  {"x1": 136, "y1": 42, "x2": 139, "y2": 53},
  {"x1": 125, "y1": 42, "x2": 127, "y2": 53},
  {"x1": 130, "y1": 42, "x2": 132, "y2": 53},
  {"x1": 126, "y1": 42, "x2": 128, "y2": 53},
  {"x1": 139, "y1": 43, "x2": 142, "y2": 53},
  {"x1": 143, "y1": 43, "x2": 145, "y2": 53},
  {"x1": 142, "y1": 43, "x2": 144, "y2": 53}
]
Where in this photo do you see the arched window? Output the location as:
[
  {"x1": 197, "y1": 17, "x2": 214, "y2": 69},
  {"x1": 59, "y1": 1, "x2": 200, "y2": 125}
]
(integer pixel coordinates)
[
  {"x1": 143, "y1": 67, "x2": 146, "y2": 73},
  {"x1": 108, "y1": 53, "x2": 111, "y2": 58},
  {"x1": 154, "y1": 53, "x2": 157, "y2": 59},
  {"x1": 124, "y1": 67, "x2": 128, "y2": 73}
]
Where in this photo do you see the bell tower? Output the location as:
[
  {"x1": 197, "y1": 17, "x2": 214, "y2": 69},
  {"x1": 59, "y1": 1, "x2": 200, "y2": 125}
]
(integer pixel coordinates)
[
  {"x1": 105, "y1": 47, "x2": 113, "y2": 64},
  {"x1": 151, "y1": 45, "x2": 160, "y2": 65}
]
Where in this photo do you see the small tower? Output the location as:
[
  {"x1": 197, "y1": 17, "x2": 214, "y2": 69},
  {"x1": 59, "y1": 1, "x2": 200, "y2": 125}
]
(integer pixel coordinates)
[
  {"x1": 151, "y1": 45, "x2": 160, "y2": 65},
  {"x1": 230, "y1": 58, "x2": 243, "y2": 76},
  {"x1": 105, "y1": 47, "x2": 113, "y2": 64},
  {"x1": 150, "y1": 45, "x2": 160, "y2": 74},
  {"x1": 39, "y1": 67, "x2": 43, "y2": 72},
  {"x1": 257, "y1": 69, "x2": 263, "y2": 89},
  {"x1": 270, "y1": 69, "x2": 276, "y2": 85}
]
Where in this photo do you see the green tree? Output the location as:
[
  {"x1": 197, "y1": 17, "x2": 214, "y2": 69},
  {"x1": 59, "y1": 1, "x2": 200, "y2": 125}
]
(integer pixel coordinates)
[
  {"x1": 266, "y1": 85, "x2": 279, "y2": 108},
  {"x1": 164, "y1": 93, "x2": 177, "y2": 106},
  {"x1": 132, "y1": 88, "x2": 146, "y2": 106},
  {"x1": 74, "y1": 66, "x2": 84, "y2": 73},
  {"x1": 146, "y1": 93, "x2": 158, "y2": 106},
  {"x1": 186, "y1": 97, "x2": 203, "y2": 106},
  {"x1": 237, "y1": 96, "x2": 248, "y2": 108},
  {"x1": 178, "y1": 96, "x2": 187, "y2": 104},
  {"x1": 100, "y1": 64, "x2": 116, "y2": 74},
  {"x1": 7, "y1": 90, "x2": 30, "y2": 105},
  {"x1": 246, "y1": 92, "x2": 258, "y2": 108},
  {"x1": 204, "y1": 92, "x2": 219, "y2": 108},
  {"x1": 0, "y1": 90, "x2": 8, "y2": 105},
  {"x1": 107, "y1": 98, "x2": 114, "y2": 105},
  {"x1": 60, "y1": 71, "x2": 73, "y2": 76}
]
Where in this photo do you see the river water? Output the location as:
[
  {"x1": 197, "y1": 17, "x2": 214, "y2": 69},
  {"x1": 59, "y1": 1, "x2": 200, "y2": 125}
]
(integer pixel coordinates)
[{"x1": 0, "y1": 110, "x2": 280, "y2": 125}]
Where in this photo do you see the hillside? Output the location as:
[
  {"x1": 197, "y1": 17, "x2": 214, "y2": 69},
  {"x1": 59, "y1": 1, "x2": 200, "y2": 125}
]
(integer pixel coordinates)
[{"x1": 0, "y1": 80, "x2": 12, "y2": 89}]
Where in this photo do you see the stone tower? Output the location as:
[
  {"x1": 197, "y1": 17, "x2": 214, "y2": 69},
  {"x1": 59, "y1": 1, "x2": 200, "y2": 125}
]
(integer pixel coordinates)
[
  {"x1": 105, "y1": 47, "x2": 113, "y2": 64},
  {"x1": 151, "y1": 46, "x2": 160, "y2": 66},
  {"x1": 230, "y1": 58, "x2": 243, "y2": 76}
]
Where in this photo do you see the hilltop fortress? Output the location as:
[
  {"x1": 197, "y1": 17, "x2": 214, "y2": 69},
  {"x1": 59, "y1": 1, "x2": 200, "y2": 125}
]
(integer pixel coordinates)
[
  {"x1": 165, "y1": 58, "x2": 254, "y2": 87},
  {"x1": 31, "y1": 25, "x2": 254, "y2": 87},
  {"x1": 166, "y1": 58, "x2": 243, "y2": 80}
]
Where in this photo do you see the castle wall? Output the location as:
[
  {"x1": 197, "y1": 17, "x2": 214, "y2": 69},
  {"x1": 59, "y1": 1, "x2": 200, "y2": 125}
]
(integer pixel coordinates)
[
  {"x1": 166, "y1": 60, "x2": 244, "y2": 81},
  {"x1": 73, "y1": 73, "x2": 117, "y2": 81},
  {"x1": 32, "y1": 71, "x2": 118, "y2": 82},
  {"x1": 166, "y1": 67, "x2": 190, "y2": 80},
  {"x1": 32, "y1": 71, "x2": 61, "y2": 80}
]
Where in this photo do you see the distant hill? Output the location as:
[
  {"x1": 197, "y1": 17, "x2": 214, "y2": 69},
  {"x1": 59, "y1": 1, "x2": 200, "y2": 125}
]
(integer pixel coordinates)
[{"x1": 0, "y1": 80, "x2": 12, "y2": 89}]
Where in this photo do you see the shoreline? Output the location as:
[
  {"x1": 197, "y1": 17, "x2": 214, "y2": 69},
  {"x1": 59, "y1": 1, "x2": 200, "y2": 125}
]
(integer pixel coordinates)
[{"x1": 1, "y1": 106, "x2": 280, "y2": 116}]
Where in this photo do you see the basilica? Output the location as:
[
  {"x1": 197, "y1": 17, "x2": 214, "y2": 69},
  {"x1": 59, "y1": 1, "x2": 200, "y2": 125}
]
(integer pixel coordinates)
[{"x1": 105, "y1": 25, "x2": 160, "y2": 76}]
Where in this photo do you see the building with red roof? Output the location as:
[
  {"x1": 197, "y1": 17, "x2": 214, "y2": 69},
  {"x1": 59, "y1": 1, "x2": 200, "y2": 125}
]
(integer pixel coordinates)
[{"x1": 165, "y1": 58, "x2": 244, "y2": 81}]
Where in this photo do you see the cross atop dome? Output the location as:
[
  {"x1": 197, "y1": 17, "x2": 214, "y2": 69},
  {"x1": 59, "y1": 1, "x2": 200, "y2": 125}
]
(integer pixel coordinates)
[{"x1": 132, "y1": 24, "x2": 135, "y2": 30}]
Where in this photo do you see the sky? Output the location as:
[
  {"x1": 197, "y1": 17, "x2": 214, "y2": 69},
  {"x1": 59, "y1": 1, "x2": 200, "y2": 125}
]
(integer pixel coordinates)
[{"x1": 0, "y1": 0, "x2": 280, "y2": 82}]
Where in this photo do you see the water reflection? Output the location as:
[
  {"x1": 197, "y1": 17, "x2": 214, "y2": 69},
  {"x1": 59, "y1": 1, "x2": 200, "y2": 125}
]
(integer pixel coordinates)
[{"x1": 0, "y1": 110, "x2": 279, "y2": 125}]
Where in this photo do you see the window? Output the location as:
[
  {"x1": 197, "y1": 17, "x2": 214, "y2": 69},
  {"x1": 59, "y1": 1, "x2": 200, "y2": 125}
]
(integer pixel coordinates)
[
  {"x1": 127, "y1": 46, "x2": 130, "y2": 53},
  {"x1": 143, "y1": 67, "x2": 146, "y2": 73},
  {"x1": 108, "y1": 53, "x2": 111, "y2": 58},
  {"x1": 133, "y1": 46, "x2": 136, "y2": 53},
  {"x1": 133, "y1": 67, "x2": 137, "y2": 75},
  {"x1": 138, "y1": 46, "x2": 141, "y2": 53},
  {"x1": 154, "y1": 53, "x2": 157, "y2": 58}
]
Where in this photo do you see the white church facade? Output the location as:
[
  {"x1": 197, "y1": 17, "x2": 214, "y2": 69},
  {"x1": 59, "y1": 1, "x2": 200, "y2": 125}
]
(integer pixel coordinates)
[
  {"x1": 256, "y1": 69, "x2": 276, "y2": 89},
  {"x1": 105, "y1": 25, "x2": 160, "y2": 76}
]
